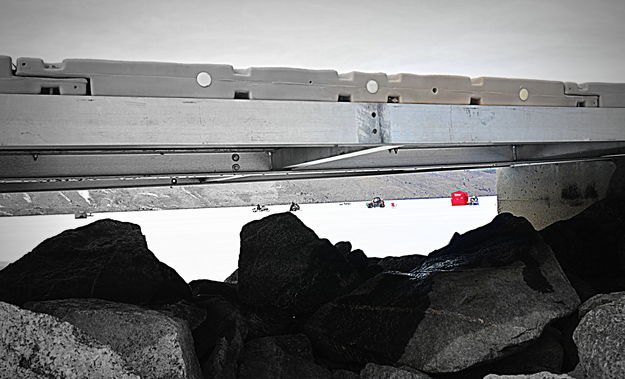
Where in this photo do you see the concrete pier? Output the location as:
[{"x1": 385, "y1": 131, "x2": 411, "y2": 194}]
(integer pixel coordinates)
[{"x1": 497, "y1": 159, "x2": 622, "y2": 230}]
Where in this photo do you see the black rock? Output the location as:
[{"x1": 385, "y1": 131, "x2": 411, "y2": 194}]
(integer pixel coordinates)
[
  {"x1": 347, "y1": 249, "x2": 368, "y2": 269},
  {"x1": 376, "y1": 253, "x2": 428, "y2": 273},
  {"x1": 0, "y1": 219, "x2": 190, "y2": 306},
  {"x1": 189, "y1": 279, "x2": 238, "y2": 303},
  {"x1": 331, "y1": 369, "x2": 359, "y2": 379},
  {"x1": 224, "y1": 269, "x2": 238, "y2": 284},
  {"x1": 334, "y1": 241, "x2": 352, "y2": 258},
  {"x1": 306, "y1": 213, "x2": 579, "y2": 374},
  {"x1": 238, "y1": 334, "x2": 331, "y2": 379},
  {"x1": 438, "y1": 326, "x2": 564, "y2": 379},
  {"x1": 151, "y1": 299, "x2": 207, "y2": 330},
  {"x1": 578, "y1": 291, "x2": 625, "y2": 319},
  {"x1": 360, "y1": 363, "x2": 432, "y2": 378},
  {"x1": 24, "y1": 298, "x2": 202, "y2": 379},
  {"x1": 573, "y1": 292, "x2": 625, "y2": 378},
  {"x1": 550, "y1": 313, "x2": 580, "y2": 373},
  {"x1": 238, "y1": 213, "x2": 361, "y2": 317},
  {"x1": 540, "y1": 196, "x2": 625, "y2": 301},
  {"x1": 192, "y1": 295, "x2": 247, "y2": 379}
]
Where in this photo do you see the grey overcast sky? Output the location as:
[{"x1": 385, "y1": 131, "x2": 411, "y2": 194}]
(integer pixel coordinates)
[{"x1": 1, "y1": 0, "x2": 624, "y2": 82}]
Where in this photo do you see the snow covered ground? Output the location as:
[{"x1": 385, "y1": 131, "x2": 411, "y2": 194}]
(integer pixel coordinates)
[{"x1": 0, "y1": 196, "x2": 497, "y2": 282}]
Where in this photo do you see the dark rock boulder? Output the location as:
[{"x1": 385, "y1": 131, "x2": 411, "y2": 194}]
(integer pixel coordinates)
[
  {"x1": 577, "y1": 291, "x2": 625, "y2": 318},
  {"x1": 189, "y1": 279, "x2": 238, "y2": 302},
  {"x1": 333, "y1": 242, "x2": 375, "y2": 271},
  {"x1": 504, "y1": 327, "x2": 564, "y2": 374},
  {"x1": 0, "y1": 219, "x2": 191, "y2": 306},
  {"x1": 334, "y1": 241, "x2": 352, "y2": 258},
  {"x1": 540, "y1": 197, "x2": 625, "y2": 301},
  {"x1": 360, "y1": 363, "x2": 432, "y2": 378},
  {"x1": 549, "y1": 313, "x2": 580, "y2": 373},
  {"x1": 347, "y1": 249, "x2": 368, "y2": 269},
  {"x1": 306, "y1": 213, "x2": 579, "y2": 374},
  {"x1": 441, "y1": 326, "x2": 565, "y2": 378},
  {"x1": 238, "y1": 213, "x2": 361, "y2": 316},
  {"x1": 0, "y1": 301, "x2": 139, "y2": 378},
  {"x1": 331, "y1": 369, "x2": 359, "y2": 379},
  {"x1": 151, "y1": 299, "x2": 207, "y2": 331},
  {"x1": 573, "y1": 291, "x2": 625, "y2": 378},
  {"x1": 484, "y1": 373, "x2": 576, "y2": 379},
  {"x1": 224, "y1": 269, "x2": 238, "y2": 284},
  {"x1": 238, "y1": 334, "x2": 331, "y2": 379},
  {"x1": 376, "y1": 253, "x2": 427, "y2": 273},
  {"x1": 25, "y1": 298, "x2": 202, "y2": 379},
  {"x1": 192, "y1": 295, "x2": 247, "y2": 379}
]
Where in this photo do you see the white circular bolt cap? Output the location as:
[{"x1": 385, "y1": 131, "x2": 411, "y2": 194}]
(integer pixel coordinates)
[
  {"x1": 519, "y1": 88, "x2": 529, "y2": 101},
  {"x1": 196, "y1": 72, "x2": 212, "y2": 87},
  {"x1": 366, "y1": 80, "x2": 379, "y2": 94}
]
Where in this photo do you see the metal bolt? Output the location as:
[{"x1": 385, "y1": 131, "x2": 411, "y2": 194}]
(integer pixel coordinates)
[
  {"x1": 232, "y1": 164, "x2": 240, "y2": 171},
  {"x1": 196, "y1": 72, "x2": 212, "y2": 87},
  {"x1": 171, "y1": 178, "x2": 178, "y2": 185},
  {"x1": 519, "y1": 88, "x2": 529, "y2": 101},
  {"x1": 366, "y1": 80, "x2": 379, "y2": 94},
  {"x1": 231, "y1": 153, "x2": 240, "y2": 161}
]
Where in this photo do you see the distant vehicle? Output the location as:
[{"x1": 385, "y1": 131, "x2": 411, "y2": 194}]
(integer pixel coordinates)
[
  {"x1": 74, "y1": 211, "x2": 93, "y2": 219},
  {"x1": 367, "y1": 197, "x2": 385, "y2": 208},
  {"x1": 289, "y1": 202, "x2": 300, "y2": 212},
  {"x1": 252, "y1": 204, "x2": 269, "y2": 212}
]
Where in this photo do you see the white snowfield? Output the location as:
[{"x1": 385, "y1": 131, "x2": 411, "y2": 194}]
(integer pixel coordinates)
[{"x1": 0, "y1": 197, "x2": 497, "y2": 282}]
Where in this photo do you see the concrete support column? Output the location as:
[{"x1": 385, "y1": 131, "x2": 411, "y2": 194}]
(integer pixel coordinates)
[{"x1": 497, "y1": 160, "x2": 617, "y2": 230}]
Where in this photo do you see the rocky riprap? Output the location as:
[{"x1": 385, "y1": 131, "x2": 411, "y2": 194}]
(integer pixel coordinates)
[
  {"x1": 1, "y1": 195, "x2": 624, "y2": 378},
  {"x1": 0, "y1": 219, "x2": 191, "y2": 307}
]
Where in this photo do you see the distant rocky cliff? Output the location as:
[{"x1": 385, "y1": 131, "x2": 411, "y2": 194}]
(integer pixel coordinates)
[{"x1": 0, "y1": 170, "x2": 495, "y2": 216}]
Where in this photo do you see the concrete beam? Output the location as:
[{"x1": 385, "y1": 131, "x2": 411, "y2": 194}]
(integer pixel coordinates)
[{"x1": 497, "y1": 161, "x2": 617, "y2": 230}]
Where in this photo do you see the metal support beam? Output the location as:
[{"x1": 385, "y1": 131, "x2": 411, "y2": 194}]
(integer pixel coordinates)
[
  {"x1": 1, "y1": 94, "x2": 624, "y2": 192},
  {"x1": 2, "y1": 95, "x2": 625, "y2": 148},
  {"x1": 0, "y1": 150, "x2": 270, "y2": 177}
]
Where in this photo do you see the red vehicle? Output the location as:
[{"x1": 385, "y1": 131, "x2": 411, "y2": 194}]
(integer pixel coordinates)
[
  {"x1": 367, "y1": 197, "x2": 385, "y2": 208},
  {"x1": 451, "y1": 191, "x2": 468, "y2": 206}
]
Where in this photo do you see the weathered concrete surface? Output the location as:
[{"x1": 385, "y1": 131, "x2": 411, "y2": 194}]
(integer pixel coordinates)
[
  {"x1": 0, "y1": 301, "x2": 139, "y2": 378},
  {"x1": 497, "y1": 160, "x2": 615, "y2": 230},
  {"x1": 573, "y1": 292, "x2": 625, "y2": 378},
  {"x1": 24, "y1": 298, "x2": 202, "y2": 379}
]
